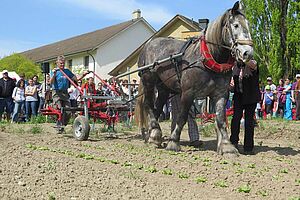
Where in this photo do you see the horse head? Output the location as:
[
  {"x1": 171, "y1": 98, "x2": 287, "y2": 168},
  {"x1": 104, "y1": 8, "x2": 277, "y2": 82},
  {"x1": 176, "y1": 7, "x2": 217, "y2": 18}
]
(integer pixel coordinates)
[{"x1": 223, "y1": 1, "x2": 253, "y2": 63}]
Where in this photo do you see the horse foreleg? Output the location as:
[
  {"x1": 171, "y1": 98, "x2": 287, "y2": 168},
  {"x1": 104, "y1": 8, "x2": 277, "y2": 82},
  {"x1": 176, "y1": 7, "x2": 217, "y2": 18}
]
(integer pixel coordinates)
[
  {"x1": 143, "y1": 91, "x2": 163, "y2": 147},
  {"x1": 214, "y1": 97, "x2": 238, "y2": 155}
]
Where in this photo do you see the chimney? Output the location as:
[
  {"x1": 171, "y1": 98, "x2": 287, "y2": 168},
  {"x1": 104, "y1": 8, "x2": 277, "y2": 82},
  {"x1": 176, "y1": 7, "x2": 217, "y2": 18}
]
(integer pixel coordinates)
[{"x1": 132, "y1": 9, "x2": 141, "y2": 20}]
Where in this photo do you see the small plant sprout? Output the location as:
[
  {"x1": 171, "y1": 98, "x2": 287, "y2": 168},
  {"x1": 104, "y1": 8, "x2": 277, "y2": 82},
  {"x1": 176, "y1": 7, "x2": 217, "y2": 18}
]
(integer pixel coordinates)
[
  {"x1": 123, "y1": 162, "x2": 133, "y2": 167},
  {"x1": 135, "y1": 164, "x2": 144, "y2": 170},
  {"x1": 220, "y1": 160, "x2": 229, "y2": 165},
  {"x1": 195, "y1": 176, "x2": 207, "y2": 184},
  {"x1": 279, "y1": 168, "x2": 288, "y2": 174},
  {"x1": 296, "y1": 179, "x2": 300, "y2": 185},
  {"x1": 247, "y1": 163, "x2": 256, "y2": 169},
  {"x1": 272, "y1": 175, "x2": 280, "y2": 180},
  {"x1": 162, "y1": 168, "x2": 173, "y2": 176},
  {"x1": 109, "y1": 159, "x2": 119, "y2": 164},
  {"x1": 237, "y1": 184, "x2": 251, "y2": 193},
  {"x1": 95, "y1": 157, "x2": 106, "y2": 162},
  {"x1": 214, "y1": 180, "x2": 228, "y2": 188},
  {"x1": 232, "y1": 162, "x2": 241, "y2": 167},
  {"x1": 178, "y1": 172, "x2": 189, "y2": 179},
  {"x1": 48, "y1": 192, "x2": 56, "y2": 200},
  {"x1": 257, "y1": 190, "x2": 268, "y2": 197},
  {"x1": 235, "y1": 168, "x2": 245, "y2": 174},
  {"x1": 145, "y1": 166, "x2": 157, "y2": 173}
]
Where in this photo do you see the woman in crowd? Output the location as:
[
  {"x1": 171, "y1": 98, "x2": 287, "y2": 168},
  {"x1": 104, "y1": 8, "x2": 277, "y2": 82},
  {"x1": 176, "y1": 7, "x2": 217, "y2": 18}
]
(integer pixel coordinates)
[
  {"x1": 276, "y1": 79, "x2": 285, "y2": 118},
  {"x1": 38, "y1": 74, "x2": 51, "y2": 112},
  {"x1": 283, "y1": 78, "x2": 292, "y2": 120},
  {"x1": 11, "y1": 79, "x2": 26, "y2": 122},
  {"x1": 25, "y1": 78, "x2": 38, "y2": 121}
]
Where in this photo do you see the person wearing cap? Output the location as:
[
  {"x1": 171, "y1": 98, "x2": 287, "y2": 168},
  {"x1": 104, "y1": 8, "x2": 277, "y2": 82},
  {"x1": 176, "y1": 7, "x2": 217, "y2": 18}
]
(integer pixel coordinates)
[
  {"x1": 230, "y1": 59, "x2": 260, "y2": 155},
  {"x1": 266, "y1": 77, "x2": 277, "y2": 92},
  {"x1": 266, "y1": 77, "x2": 277, "y2": 117},
  {"x1": 262, "y1": 85, "x2": 274, "y2": 118},
  {"x1": 50, "y1": 55, "x2": 86, "y2": 130},
  {"x1": 294, "y1": 74, "x2": 300, "y2": 120},
  {"x1": 0, "y1": 70, "x2": 16, "y2": 121}
]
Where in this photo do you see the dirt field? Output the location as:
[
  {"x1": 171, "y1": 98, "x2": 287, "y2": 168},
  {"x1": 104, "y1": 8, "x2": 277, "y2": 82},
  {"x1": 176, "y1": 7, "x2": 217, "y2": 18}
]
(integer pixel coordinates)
[{"x1": 0, "y1": 120, "x2": 299, "y2": 200}]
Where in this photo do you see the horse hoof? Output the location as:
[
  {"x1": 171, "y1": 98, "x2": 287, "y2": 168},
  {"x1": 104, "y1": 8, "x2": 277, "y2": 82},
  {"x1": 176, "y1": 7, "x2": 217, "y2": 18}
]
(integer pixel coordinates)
[
  {"x1": 148, "y1": 128, "x2": 162, "y2": 147},
  {"x1": 218, "y1": 143, "x2": 239, "y2": 156},
  {"x1": 166, "y1": 141, "x2": 181, "y2": 152}
]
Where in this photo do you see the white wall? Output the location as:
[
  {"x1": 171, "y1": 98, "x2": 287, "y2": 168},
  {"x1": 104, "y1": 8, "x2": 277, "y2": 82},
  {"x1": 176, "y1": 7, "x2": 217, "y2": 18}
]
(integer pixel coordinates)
[{"x1": 95, "y1": 20, "x2": 154, "y2": 79}]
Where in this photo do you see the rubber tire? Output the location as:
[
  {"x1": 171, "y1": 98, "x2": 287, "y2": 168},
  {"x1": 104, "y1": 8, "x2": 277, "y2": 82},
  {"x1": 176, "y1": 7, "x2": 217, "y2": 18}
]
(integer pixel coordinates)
[{"x1": 73, "y1": 116, "x2": 90, "y2": 140}]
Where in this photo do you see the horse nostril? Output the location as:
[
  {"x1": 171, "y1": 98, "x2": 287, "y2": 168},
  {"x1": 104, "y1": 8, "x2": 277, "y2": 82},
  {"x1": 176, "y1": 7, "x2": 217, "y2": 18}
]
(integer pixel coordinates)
[{"x1": 243, "y1": 51, "x2": 249, "y2": 59}]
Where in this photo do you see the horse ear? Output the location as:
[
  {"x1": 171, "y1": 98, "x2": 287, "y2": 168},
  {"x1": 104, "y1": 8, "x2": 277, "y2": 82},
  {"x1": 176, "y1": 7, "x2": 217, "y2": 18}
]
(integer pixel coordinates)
[{"x1": 231, "y1": 1, "x2": 240, "y2": 15}]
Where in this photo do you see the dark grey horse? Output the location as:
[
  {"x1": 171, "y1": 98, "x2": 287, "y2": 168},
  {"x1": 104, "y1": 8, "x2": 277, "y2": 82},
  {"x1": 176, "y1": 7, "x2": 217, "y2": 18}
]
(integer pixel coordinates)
[{"x1": 135, "y1": 1, "x2": 253, "y2": 154}]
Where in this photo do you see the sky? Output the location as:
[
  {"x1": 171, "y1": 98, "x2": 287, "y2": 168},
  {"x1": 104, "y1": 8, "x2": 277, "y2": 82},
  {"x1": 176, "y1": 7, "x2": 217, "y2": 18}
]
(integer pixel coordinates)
[{"x1": 0, "y1": 0, "x2": 237, "y2": 58}]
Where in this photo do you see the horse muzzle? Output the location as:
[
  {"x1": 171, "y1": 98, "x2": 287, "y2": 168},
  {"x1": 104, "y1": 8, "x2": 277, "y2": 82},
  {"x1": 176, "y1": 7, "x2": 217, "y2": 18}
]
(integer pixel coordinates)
[{"x1": 234, "y1": 44, "x2": 254, "y2": 63}]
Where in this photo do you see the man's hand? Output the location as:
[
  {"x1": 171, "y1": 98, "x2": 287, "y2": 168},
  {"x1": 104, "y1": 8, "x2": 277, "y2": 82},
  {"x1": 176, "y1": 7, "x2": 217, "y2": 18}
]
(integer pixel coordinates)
[
  {"x1": 52, "y1": 68, "x2": 58, "y2": 74},
  {"x1": 246, "y1": 59, "x2": 257, "y2": 71}
]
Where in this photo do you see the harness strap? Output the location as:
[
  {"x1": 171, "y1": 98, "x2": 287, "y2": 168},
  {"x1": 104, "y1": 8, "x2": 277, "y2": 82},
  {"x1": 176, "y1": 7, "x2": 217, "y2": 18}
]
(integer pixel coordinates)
[{"x1": 200, "y1": 36, "x2": 235, "y2": 73}]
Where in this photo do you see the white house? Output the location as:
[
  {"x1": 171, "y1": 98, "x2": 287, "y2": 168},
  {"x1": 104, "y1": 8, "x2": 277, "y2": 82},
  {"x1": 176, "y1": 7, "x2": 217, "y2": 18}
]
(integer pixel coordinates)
[{"x1": 22, "y1": 10, "x2": 155, "y2": 79}]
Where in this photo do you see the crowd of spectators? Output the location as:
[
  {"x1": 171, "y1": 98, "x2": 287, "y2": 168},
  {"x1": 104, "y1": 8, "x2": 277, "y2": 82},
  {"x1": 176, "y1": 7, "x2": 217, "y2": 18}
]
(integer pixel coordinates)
[
  {"x1": 256, "y1": 75, "x2": 300, "y2": 120},
  {"x1": 0, "y1": 66, "x2": 139, "y2": 123}
]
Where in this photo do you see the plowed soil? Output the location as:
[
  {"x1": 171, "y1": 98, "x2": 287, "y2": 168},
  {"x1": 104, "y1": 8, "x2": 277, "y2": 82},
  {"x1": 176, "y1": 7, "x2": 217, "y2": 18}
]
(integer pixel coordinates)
[{"x1": 0, "y1": 120, "x2": 299, "y2": 200}]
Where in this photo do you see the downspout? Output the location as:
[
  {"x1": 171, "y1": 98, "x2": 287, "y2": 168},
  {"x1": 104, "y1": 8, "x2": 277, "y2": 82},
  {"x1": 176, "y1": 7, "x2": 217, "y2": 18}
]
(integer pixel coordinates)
[{"x1": 87, "y1": 51, "x2": 96, "y2": 79}]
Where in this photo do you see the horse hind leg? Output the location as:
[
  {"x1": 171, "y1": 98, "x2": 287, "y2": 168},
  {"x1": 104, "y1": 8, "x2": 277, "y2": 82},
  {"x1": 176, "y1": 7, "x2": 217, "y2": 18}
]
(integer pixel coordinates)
[{"x1": 166, "y1": 93, "x2": 192, "y2": 152}]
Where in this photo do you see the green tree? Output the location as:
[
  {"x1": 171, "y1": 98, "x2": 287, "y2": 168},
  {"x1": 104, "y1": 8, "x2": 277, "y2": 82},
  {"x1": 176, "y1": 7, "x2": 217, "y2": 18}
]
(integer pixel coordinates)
[
  {"x1": 242, "y1": 0, "x2": 300, "y2": 81},
  {"x1": 0, "y1": 53, "x2": 42, "y2": 80}
]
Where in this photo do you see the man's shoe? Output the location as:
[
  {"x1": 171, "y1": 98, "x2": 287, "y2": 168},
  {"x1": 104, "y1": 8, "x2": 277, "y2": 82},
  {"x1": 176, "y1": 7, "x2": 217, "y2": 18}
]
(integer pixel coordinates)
[{"x1": 189, "y1": 140, "x2": 203, "y2": 148}]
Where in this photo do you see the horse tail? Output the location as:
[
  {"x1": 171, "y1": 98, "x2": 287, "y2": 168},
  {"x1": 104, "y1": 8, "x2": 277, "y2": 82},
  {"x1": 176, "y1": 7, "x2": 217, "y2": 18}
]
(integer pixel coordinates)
[{"x1": 134, "y1": 80, "x2": 149, "y2": 139}]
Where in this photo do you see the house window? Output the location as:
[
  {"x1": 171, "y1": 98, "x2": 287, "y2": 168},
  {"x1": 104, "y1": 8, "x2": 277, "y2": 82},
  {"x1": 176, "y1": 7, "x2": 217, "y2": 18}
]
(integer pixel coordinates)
[
  {"x1": 84, "y1": 56, "x2": 89, "y2": 68},
  {"x1": 68, "y1": 59, "x2": 72, "y2": 68}
]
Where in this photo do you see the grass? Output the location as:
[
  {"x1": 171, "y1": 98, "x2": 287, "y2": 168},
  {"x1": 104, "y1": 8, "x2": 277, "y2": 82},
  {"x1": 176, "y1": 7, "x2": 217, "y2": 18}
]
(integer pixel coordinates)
[
  {"x1": 201, "y1": 123, "x2": 215, "y2": 137},
  {"x1": 30, "y1": 124, "x2": 43, "y2": 134}
]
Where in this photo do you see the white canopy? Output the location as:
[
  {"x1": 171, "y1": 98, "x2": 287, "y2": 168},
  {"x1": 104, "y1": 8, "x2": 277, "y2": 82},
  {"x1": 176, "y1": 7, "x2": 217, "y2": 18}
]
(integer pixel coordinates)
[{"x1": 0, "y1": 71, "x2": 21, "y2": 81}]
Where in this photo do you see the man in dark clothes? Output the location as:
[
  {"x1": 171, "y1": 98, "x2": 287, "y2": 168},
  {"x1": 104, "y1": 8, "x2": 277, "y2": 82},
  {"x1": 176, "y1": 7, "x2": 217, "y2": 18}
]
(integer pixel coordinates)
[
  {"x1": 230, "y1": 60, "x2": 260, "y2": 155},
  {"x1": 0, "y1": 70, "x2": 16, "y2": 121}
]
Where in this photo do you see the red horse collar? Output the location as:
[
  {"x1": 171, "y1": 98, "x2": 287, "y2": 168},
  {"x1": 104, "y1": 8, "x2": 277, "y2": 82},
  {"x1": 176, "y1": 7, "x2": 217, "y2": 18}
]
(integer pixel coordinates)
[{"x1": 200, "y1": 36, "x2": 234, "y2": 73}]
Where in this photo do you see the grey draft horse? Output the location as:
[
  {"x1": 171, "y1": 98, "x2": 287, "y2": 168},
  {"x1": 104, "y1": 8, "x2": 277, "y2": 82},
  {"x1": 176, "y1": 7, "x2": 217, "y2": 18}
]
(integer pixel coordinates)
[{"x1": 135, "y1": 1, "x2": 253, "y2": 154}]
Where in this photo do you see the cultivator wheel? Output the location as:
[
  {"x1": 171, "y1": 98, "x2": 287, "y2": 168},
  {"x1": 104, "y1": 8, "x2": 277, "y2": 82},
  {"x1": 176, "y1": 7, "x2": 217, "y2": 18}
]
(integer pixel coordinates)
[{"x1": 73, "y1": 116, "x2": 90, "y2": 141}]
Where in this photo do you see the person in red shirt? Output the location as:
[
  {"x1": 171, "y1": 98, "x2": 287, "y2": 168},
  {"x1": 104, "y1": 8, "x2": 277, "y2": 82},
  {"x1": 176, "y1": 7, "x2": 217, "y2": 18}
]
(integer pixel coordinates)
[
  {"x1": 81, "y1": 77, "x2": 96, "y2": 108},
  {"x1": 81, "y1": 77, "x2": 96, "y2": 95}
]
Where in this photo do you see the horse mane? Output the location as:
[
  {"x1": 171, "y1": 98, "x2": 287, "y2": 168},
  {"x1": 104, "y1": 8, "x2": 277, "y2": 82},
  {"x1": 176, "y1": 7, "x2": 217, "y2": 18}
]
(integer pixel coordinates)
[{"x1": 205, "y1": 9, "x2": 231, "y2": 63}]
